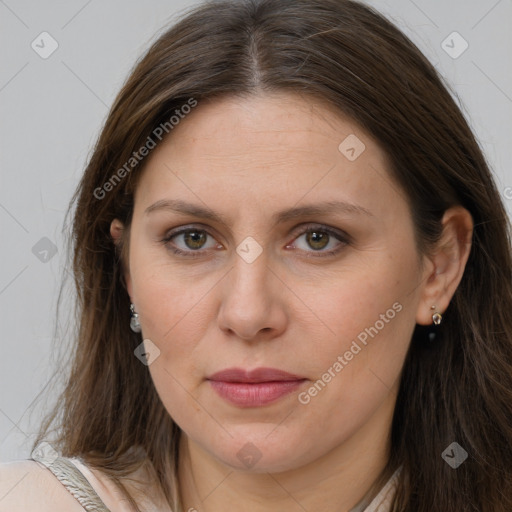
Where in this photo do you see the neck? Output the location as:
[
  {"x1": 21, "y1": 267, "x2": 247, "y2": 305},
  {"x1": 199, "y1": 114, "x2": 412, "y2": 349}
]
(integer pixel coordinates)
[{"x1": 177, "y1": 386, "x2": 398, "y2": 512}]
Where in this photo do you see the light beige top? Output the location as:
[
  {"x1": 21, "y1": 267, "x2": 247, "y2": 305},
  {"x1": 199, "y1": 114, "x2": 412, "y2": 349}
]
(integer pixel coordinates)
[{"x1": 31, "y1": 452, "x2": 401, "y2": 512}]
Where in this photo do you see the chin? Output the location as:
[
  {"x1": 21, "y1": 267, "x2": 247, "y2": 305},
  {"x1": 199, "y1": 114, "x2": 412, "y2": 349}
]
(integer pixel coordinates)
[{"x1": 206, "y1": 433, "x2": 312, "y2": 474}]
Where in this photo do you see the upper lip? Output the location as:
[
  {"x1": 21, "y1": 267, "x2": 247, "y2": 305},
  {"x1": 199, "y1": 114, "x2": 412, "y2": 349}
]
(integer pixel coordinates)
[{"x1": 207, "y1": 367, "x2": 306, "y2": 383}]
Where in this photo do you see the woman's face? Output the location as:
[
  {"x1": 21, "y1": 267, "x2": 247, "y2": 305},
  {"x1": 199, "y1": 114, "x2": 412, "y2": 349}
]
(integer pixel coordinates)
[{"x1": 120, "y1": 92, "x2": 432, "y2": 473}]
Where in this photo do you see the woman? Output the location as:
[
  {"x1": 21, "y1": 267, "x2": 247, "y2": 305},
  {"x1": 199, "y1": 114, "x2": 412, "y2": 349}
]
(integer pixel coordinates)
[{"x1": 1, "y1": 0, "x2": 511, "y2": 510}]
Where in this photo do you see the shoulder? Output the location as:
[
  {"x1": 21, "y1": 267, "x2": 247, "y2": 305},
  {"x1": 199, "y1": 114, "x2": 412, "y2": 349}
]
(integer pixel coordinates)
[
  {"x1": 0, "y1": 457, "x2": 173, "y2": 512},
  {"x1": 0, "y1": 460, "x2": 85, "y2": 512}
]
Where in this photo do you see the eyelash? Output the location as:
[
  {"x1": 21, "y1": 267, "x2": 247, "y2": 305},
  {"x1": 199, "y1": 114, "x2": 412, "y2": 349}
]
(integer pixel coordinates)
[{"x1": 160, "y1": 224, "x2": 350, "y2": 259}]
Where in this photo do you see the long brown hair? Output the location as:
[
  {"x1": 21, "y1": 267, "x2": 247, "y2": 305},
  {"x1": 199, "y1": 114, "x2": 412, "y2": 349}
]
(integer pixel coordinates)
[{"x1": 33, "y1": 0, "x2": 512, "y2": 510}]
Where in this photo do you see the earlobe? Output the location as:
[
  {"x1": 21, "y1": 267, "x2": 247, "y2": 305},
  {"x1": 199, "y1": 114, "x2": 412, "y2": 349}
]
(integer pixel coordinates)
[{"x1": 416, "y1": 206, "x2": 473, "y2": 325}]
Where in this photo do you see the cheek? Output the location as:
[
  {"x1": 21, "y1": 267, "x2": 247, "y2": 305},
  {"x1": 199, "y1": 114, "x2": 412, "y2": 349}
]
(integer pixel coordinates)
[
  {"x1": 129, "y1": 241, "x2": 209, "y2": 337},
  {"x1": 295, "y1": 304, "x2": 414, "y2": 448},
  {"x1": 297, "y1": 250, "x2": 419, "y2": 396},
  {"x1": 290, "y1": 284, "x2": 415, "y2": 453},
  {"x1": 133, "y1": 268, "x2": 212, "y2": 429},
  {"x1": 307, "y1": 253, "x2": 415, "y2": 343}
]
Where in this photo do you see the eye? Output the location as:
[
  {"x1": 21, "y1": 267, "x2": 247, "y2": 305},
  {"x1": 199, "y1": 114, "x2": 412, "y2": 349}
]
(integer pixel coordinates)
[
  {"x1": 287, "y1": 224, "x2": 349, "y2": 257},
  {"x1": 161, "y1": 226, "x2": 221, "y2": 258},
  {"x1": 161, "y1": 223, "x2": 349, "y2": 259}
]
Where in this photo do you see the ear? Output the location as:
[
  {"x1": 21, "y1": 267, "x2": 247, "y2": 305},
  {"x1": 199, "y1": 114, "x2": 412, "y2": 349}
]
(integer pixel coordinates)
[
  {"x1": 110, "y1": 218, "x2": 133, "y2": 299},
  {"x1": 415, "y1": 206, "x2": 473, "y2": 325}
]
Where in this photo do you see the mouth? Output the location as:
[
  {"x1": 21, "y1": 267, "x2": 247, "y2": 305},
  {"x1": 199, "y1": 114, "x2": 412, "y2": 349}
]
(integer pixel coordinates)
[{"x1": 206, "y1": 367, "x2": 307, "y2": 407}]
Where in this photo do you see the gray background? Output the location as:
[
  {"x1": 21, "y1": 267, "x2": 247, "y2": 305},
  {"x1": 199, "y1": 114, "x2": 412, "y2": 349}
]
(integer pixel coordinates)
[{"x1": 1, "y1": 0, "x2": 511, "y2": 463}]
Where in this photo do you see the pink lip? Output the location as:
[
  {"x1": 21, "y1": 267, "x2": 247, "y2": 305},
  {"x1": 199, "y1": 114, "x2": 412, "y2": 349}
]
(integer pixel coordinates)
[{"x1": 207, "y1": 367, "x2": 307, "y2": 407}]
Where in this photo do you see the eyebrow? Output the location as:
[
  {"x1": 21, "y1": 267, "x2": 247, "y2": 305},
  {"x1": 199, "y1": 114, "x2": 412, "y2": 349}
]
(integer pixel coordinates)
[{"x1": 144, "y1": 198, "x2": 373, "y2": 227}]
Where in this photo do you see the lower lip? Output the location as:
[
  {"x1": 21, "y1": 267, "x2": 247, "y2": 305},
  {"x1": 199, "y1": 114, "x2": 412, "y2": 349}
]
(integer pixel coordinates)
[{"x1": 208, "y1": 379, "x2": 306, "y2": 407}]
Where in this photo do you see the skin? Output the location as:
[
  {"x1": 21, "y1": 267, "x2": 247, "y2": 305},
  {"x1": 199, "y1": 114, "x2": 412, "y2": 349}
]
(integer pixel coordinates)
[{"x1": 111, "y1": 92, "x2": 473, "y2": 512}]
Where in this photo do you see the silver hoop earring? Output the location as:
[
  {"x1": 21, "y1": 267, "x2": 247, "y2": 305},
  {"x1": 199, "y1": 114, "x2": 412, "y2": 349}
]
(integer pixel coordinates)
[{"x1": 130, "y1": 303, "x2": 142, "y2": 333}]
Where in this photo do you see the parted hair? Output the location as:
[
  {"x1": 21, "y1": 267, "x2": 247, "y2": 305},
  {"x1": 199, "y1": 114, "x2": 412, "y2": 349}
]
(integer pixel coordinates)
[{"x1": 33, "y1": 1, "x2": 512, "y2": 510}]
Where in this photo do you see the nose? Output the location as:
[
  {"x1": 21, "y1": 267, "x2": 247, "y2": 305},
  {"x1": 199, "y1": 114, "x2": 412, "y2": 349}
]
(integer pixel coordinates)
[{"x1": 217, "y1": 249, "x2": 288, "y2": 341}]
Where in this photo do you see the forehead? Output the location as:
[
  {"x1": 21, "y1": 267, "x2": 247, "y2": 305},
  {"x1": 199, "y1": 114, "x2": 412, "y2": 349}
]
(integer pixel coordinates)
[
  {"x1": 158, "y1": 92, "x2": 370, "y2": 161},
  {"x1": 134, "y1": 91, "x2": 405, "y2": 223}
]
